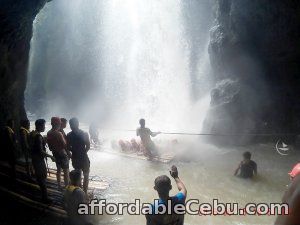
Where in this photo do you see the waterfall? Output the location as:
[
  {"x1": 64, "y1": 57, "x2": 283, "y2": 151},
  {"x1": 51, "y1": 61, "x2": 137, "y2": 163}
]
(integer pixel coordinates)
[{"x1": 26, "y1": 0, "x2": 212, "y2": 132}]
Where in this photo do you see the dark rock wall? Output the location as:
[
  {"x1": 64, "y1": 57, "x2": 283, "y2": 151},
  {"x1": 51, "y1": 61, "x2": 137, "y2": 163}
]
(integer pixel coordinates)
[
  {"x1": 205, "y1": 0, "x2": 300, "y2": 139},
  {"x1": 0, "y1": 0, "x2": 299, "y2": 138},
  {"x1": 0, "y1": 0, "x2": 48, "y2": 126}
]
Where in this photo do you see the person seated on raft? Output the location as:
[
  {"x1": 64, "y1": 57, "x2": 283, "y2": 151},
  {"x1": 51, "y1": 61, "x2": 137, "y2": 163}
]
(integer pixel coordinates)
[
  {"x1": 131, "y1": 138, "x2": 144, "y2": 155},
  {"x1": 64, "y1": 170, "x2": 90, "y2": 225},
  {"x1": 275, "y1": 163, "x2": 300, "y2": 225},
  {"x1": 234, "y1": 151, "x2": 257, "y2": 178},
  {"x1": 146, "y1": 165, "x2": 187, "y2": 225},
  {"x1": 136, "y1": 118, "x2": 161, "y2": 159},
  {"x1": 118, "y1": 140, "x2": 132, "y2": 152}
]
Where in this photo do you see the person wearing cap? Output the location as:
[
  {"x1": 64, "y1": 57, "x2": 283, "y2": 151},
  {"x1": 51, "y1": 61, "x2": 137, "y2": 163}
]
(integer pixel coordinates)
[
  {"x1": 136, "y1": 118, "x2": 161, "y2": 159},
  {"x1": 31, "y1": 119, "x2": 55, "y2": 203},
  {"x1": 146, "y1": 165, "x2": 187, "y2": 225},
  {"x1": 47, "y1": 117, "x2": 71, "y2": 190},
  {"x1": 275, "y1": 163, "x2": 300, "y2": 225},
  {"x1": 234, "y1": 151, "x2": 257, "y2": 178}
]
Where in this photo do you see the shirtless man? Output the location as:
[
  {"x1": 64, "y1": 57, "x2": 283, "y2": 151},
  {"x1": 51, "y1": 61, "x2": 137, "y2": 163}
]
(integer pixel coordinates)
[
  {"x1": 275, "y1": 163, "x2": 300, "y2": 225},
  {"x1": 47, "y1": 117, "x2": 70, "y2": 189},
  {"x1": 136, "y1": 119, "x2": 161, "y2": 158}
]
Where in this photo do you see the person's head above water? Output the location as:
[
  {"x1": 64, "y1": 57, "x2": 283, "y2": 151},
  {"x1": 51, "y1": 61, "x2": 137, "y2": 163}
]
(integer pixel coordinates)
[
  {"x1": 35, "y1": 119, "x2": 46, "y2": 132},
  {"x1": 51, "y1": 117, "x2": 61, "y2": 130},
  {"x1": 243, "y1": 151, "x2": 251, "y2": 160},
  {"x1": 61, "y1": 118, "x2": 67, "y2": 129},
  {"x1": 154, "y1": 175, "x2": 172, "y2": 197},
  {"x1": 69, "y1": 169, "x2": 81, "y2": 186},
  {"x1": 69, "y1": 117, "x2": 79, "y2": 131},
  {"x1": 21, "y1": 119, "x2": 30, "y2": 130},
  {"x1": 139, "y1": 118, "x2": 145, "y2": 128}
]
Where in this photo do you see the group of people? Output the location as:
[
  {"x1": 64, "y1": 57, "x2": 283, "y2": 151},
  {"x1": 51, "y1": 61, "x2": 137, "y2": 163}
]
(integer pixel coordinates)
[
  {"x1": 1, "y1": 117, "x2": 91, "y2": 210},
  {"x1": 3, "y1": 116, "x2": 300, "y2": 225}
]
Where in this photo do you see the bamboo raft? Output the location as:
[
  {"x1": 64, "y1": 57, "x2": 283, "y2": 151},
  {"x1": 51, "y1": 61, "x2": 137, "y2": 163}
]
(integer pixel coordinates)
[
  {"x1": 0, "y1": 161, "x2": 109, "y2": 219},
  {"x1": 101, "y1": 148, "x2": 175, "y2": 163}
]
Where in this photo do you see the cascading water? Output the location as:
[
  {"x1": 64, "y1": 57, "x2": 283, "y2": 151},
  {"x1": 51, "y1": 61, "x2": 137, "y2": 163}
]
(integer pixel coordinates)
[{"x1": 26, "y1": 0, "x2": 212, "y2": 133}]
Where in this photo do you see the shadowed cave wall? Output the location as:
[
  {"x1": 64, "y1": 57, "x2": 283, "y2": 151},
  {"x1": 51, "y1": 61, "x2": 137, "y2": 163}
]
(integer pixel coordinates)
[
  {"x1": 0, "y1": 0, "x2": 300, "y2": 140},
  {"x1": 0, "y1": 0, "x2": 49, "y2": 126},
  {"x1": 204, "y1": 0, "x2": 300, "y2": 140}
]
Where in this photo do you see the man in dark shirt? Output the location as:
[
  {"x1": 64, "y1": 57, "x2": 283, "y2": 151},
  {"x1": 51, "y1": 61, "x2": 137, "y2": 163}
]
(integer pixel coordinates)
[
  {"x1": 146, "y1": 165, "x2": 187, "y2": 225},
  {"x1": 234, "y1": 151, "x2": 257, "y2": 178},
  {"x1": 67, "y1": 118, "x2": 90, "y2": 194},
  {"x1": 31, "y1": 119, "x2": 54, "y2": 203}
]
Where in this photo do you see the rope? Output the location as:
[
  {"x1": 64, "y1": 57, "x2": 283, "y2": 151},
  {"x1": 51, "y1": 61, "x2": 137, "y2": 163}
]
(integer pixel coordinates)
[{"x1": 99, "y1": 128, "x2": 298, "y2": 136}]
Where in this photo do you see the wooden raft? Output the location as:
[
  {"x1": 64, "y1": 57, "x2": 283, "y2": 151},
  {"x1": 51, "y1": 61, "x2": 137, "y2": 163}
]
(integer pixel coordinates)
[{"x1": 0, "y1": 161, "x2": 109, "y2": 219}]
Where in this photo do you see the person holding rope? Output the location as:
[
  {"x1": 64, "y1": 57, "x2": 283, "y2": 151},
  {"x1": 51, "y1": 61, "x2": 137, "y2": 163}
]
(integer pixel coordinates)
[{"x1": 136, "y1": 118, "x2": 161, "y2": 159}]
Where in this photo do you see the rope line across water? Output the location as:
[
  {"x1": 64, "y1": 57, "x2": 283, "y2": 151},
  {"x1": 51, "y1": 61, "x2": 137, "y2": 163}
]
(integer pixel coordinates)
[{"x1": 99, "y1": 128, "x2": 298, "y2": 136}]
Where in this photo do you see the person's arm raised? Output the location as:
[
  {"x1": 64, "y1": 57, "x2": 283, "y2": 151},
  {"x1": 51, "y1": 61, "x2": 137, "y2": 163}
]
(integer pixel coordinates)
[{"x1": 169, "y1": 165, "x2": 187, "y2": 197}]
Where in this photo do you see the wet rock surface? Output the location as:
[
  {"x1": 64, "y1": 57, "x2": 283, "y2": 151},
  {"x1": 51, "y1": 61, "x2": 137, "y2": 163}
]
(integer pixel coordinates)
[
  {"x1": 0, "y1": 0, "x2": 48, "y2": 125},
  {"x1": 205, "y1": 0, "x2": 300, "y2": 140}
]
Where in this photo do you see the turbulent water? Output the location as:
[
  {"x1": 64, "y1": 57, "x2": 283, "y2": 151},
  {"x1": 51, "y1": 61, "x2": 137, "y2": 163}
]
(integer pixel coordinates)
[
  {"x1": 39, "y1": 122, "x2": 297, "y2": 225},
  {"x1": 25, "y1": 1, "x2": 294, "y2": 224}
]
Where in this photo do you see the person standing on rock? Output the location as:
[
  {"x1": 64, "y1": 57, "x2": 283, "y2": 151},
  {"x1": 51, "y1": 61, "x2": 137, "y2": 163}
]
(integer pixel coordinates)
[
  {"x1": 67, "y1": 117, "x2": 91, "y2": 194},
  {"x1": 47, "y1": 117, "x2": 70, "y2": 190}
]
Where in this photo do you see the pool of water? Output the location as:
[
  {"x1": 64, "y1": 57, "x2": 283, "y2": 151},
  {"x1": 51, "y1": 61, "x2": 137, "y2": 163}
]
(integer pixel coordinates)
[{"x1": 40, "y1": 122, "x2": 297, "y2": 225}]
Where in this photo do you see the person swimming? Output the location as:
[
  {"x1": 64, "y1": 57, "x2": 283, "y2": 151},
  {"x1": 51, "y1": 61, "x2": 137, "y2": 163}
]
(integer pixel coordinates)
[
  {"x1": 234, "y1": 151, "x2": 257, "y2": 178},
  {"x1": 136, "y1": 118, "x2": 161, "y2": 159}
]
